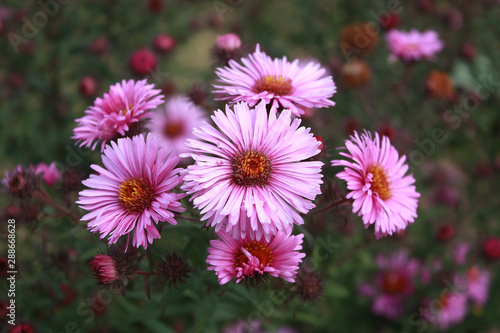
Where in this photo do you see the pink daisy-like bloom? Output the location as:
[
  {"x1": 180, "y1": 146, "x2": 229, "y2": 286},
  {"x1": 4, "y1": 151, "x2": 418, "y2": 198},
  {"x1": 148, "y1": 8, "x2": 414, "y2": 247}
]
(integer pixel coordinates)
[
  {"x1": 465, "y1": 266, "x2": 491, "y2": 307},
  {"x1": 421, "y1": 291, "x2": 468, "y2": 331},
  {"x1": 77, "y1": 134, "x2": 185, "y2": 249},
  {"x1": 35, "y1": 162, "x2": 61, "y2": 187},
  {"x1": 181, "y1": 101, "x2": 323, "y2": 241},
  {"x1": 213, "y1": 44, "x2": 336, "y2": 117},
  {"x1": 147, "y1": 95, "x2": 208, "y2": 156},
  {"x1": 73, "y1": 79, "x2": 164, "y2": 151},
  {"x1": 361, "y1": 252, "x2": 419, "y2": 319},
  {"x1": 386, "y1": 29, "x2": 444, "y2": 62},
  {"x1": 206, "y1": 230, "x2": 305, "y2": 284},
  {"x1": 331, "y1": 131, "x2": 420, "y2": 238}
]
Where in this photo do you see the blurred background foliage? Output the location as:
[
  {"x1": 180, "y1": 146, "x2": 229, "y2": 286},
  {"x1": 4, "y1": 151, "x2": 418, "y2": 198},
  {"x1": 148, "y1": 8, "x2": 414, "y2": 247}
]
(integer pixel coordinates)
[{"x1": 1, "y1": 0, "x2": 500, "y2": 332}]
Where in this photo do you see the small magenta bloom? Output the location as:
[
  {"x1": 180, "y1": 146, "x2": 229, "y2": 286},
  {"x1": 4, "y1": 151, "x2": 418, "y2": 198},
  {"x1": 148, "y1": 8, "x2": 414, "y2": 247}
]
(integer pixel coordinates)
[
  {"x1": 147, "y1": 95, "x2": 208, "y2": 156},
  {"x1": 216, "y1": 33, "x2": 241, "y2": 51},
  {"x1": 332, "y1": 131, "x2": 420, "y2": 238},
  {"x1": 386, "y1": 29, "x2": 444, "y2": 62},
  {"x1": 129, "y1": 48, "x2": 157, "y2": 75},
  {"x1": 181, "y1": 101, "x2": 323, "y2": 241},
  {"x1": 465, "y1": 266, "x2": 491, "y2": 307},
  {"x1": 90, "y1": 254, "x2": 118, "y2": 284},
  {"x1": 360, "y1": 252, "x2": 419, "y2": 319},
  {"x1": 77, "y1": 134, "x2": 185, "y2": 249},
  {"x1": 35, "y1": 162, "x2": 60, "y2": 187},
  {"x1": 206, "y1": 230, "x2": 305, "y2": 284},
  {"x1": 73, "y1": 79, "x2": 164, "y2": 151},
  {"x1": 213, "y1": 44, "x2": 336, "y2": 117},
  {"x1": 421, "y1": 291, "x2": 468, "y2": 331}
]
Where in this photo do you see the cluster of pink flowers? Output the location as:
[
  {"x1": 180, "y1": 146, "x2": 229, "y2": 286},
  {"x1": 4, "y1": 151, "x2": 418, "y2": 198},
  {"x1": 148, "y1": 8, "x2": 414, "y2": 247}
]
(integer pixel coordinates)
[{"x1": 71, "y1": 37, "x2": 425, "y2": 287}]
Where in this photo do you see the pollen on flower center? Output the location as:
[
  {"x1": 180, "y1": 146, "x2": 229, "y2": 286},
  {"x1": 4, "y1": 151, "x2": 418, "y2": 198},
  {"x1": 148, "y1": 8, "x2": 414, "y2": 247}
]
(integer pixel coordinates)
[
  {"x1": 232, "y1": 150, "x2": 272, "y2": 187},
  {"x1": 367, "y1": 164, "x2": 392, "y2": 200},
  {"x1": 163, "y1": 121, "x2": 184, "y2": 138},
  {"x1": 120, "y1": 103, "x2": 134, "y2": 116},
  {"x1": 381, "y1": 271, "x2": 407, "y2": 294},
  {"x1": 233, "y1": 241, "x2": 273, "y2": 269},
  {"x1": 253, "y1": 75, "x2": 293, "y2": 96},
  {"x1": 118, "y1": 178, "x2": 154, "y2": 213}
]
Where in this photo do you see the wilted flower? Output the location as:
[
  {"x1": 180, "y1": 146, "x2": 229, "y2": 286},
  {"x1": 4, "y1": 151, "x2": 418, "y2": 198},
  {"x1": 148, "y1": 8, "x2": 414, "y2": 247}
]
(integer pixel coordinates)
[
  {"x1": 425, "y1": 70, "x2": 454, "y2": 100},
  {"x1": 156, "y1": 252, "x2": 192, "y2": 287},
  {"x1": 340, "y1": 59, "x2": 371, "y2": 88}
]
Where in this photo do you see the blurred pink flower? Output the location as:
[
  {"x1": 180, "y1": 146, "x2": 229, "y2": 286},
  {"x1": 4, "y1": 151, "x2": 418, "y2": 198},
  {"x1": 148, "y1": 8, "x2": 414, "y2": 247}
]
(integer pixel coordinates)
[
  {"x1": 129, "y1": 48, "x2": 157, "y2": 75},
  {"x1": 465, "y1": 266, "x2": 491, "y2": 307},
  {"x1": 421, "y1": 291, "x2": 467, "y2": 331},
  {"x1": 206, "y1": 230, "x2": 305, "y2": 284},
  {"x1": 213, "y1": 44, "x2": 336, "y2": 117},
  {"x1": 181, "y1": 101, "x2": 323, "y2": 241},
  {"x1": 77, "y1": 134, "x2": 185, "y2": 249},
  {"x1": 35, "y1": 162, "x2": 60, "y2": 187},
  {"x1": 386, "y1": 29, "x2": 443, "y2": 62},
  {"x1": 147, "y1": 95, "x2": 208, "y2": 156},
  {"x1": 216, "y1": 33, "x2": 242, "y2": 51},
  {"x1": 361, "y1": 252, "x2": 419, "y2": 319},
  {"x1": 332, "y1": 131, "x2": 420, "y2": 238},
  {"x1": 223, "y1": 318, "x2": 263, "y2": 333},
  {"x1": 73, "y1": 79, "x2": 164, "y2": 151},
  {"x1": 453, "y1": 242, "x2": 470, "y2": 265}
]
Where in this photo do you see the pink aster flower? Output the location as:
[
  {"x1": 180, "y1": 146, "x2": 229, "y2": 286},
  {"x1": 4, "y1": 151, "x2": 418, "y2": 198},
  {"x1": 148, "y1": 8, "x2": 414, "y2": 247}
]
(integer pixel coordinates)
[
  {"x1": 213, "y1": 44, "x2": 336, "y2": 117},
  {"x1": 181, "y1": 101, "x2": 323, "y2": 241},
  {"x1": 147, "y1": 95, "x2": 208, "y2": 156},
  {"x1": 361, "y1": 251, "x2": 419, "y2": 319},
  {"x1": 421, "y1": 291, "x2": 468, "y2": 331},
  {"x1": 386, "y1": 29, "x2": 444, "y2": 62},
  {"x1": 35, "y1": 162, "x2": 60, "y2": 187},
  {"x1": 73, "y1": 79, "x2": 164, "y2": 151},
  {"x1": 465, "y1": 266, "x2": 491, "y2": 307},
  {"x1": 206, "y1": 230, "x2": 305, "y2": 284},
  {"x1": 77, "y1": 134, "x2": 185, "y2": 249},
  {"x1": 331, "y1": 131, "x2": 420, "y2": 238}
]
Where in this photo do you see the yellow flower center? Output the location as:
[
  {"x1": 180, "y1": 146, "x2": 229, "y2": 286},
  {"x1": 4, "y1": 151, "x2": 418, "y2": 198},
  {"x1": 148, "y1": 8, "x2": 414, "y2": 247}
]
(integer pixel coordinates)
[
  {"x1": 120, "y1": 103, "x2": 134, "y2": 116},
  {"x1": 367, "y1": 164, "x2": 392, "y2": 200},
  {"x1": 234, "y1": 241, "x2": 273, "y2": 269},
  {"x1": 118, "y1": 178, "x2": 154, "y2": 213},
  {"x1": 253, "y1": 75, "x2": 293, "y2": 96},
  {"x1": 232, "y1": 150, "x2": 272, "y2": 187}
]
